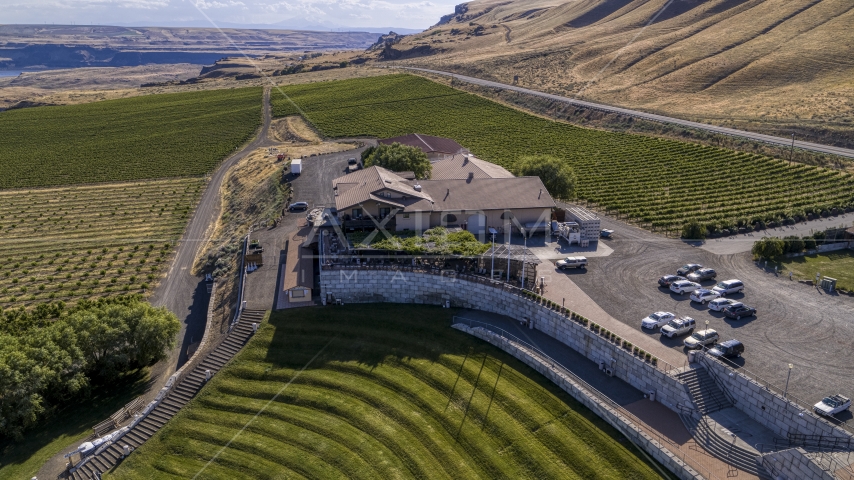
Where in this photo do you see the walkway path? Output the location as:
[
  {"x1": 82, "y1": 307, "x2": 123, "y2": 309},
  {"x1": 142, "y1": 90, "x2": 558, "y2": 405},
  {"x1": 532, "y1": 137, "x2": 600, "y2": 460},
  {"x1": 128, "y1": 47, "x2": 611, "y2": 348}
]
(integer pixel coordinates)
[{"x1": 398, "y1": 67, "x2": 854, "y2": 159}]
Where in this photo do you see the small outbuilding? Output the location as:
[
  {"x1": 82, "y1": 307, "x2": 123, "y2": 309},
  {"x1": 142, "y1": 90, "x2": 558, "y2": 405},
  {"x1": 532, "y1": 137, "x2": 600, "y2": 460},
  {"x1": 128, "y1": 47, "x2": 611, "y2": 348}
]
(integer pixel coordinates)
[{"x1": 283, "y1": 229, "x2": 314, "y2": 303}]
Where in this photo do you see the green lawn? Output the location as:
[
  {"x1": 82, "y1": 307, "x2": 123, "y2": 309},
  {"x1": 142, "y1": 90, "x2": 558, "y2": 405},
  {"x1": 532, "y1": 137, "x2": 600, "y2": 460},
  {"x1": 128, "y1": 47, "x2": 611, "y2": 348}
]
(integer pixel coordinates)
[
  {"x1": 107, "y1": 305, "x2": 666, "y2": 479},
  {"x1": 0, "y1": 368, "x2": 149, "y2": 479},
  {"x1": 771, "y1": 250, "x2": 854, "y2": 291},
  {"x1": 0, "y1": 87, "x2": 262, "y2": 188},
  {"x1": 272, "y1": 74, "x2": 854, "y2": 233}
]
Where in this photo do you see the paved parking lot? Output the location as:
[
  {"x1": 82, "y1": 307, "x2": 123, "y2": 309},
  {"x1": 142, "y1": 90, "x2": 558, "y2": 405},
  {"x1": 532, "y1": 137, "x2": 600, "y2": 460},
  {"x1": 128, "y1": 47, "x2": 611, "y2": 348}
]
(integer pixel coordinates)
[{"x1": 558, "y1": 206, "x2": 854, "y2": 413}]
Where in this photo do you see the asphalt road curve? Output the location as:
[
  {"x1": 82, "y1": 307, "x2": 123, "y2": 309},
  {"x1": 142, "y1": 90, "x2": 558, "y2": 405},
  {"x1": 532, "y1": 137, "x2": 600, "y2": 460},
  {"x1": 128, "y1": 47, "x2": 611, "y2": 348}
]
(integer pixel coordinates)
[{"x1": 398, "y1": 67, "x2": 854, "y2": 159}]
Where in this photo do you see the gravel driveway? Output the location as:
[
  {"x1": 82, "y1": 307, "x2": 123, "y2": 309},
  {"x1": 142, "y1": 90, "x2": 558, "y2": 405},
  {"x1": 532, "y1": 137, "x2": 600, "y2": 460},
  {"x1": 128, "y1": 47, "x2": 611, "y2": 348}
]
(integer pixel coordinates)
[{"x1": 562, "y1": 205, "x2": 854, "y2": 415}]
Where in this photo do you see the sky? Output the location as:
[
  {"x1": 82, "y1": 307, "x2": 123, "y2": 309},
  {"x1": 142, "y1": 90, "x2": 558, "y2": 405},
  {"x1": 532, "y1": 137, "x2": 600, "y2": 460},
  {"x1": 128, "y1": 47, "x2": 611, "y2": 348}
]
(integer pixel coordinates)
[{"x1": 0, "y1": 0, "x2": 458, "y2": 30}]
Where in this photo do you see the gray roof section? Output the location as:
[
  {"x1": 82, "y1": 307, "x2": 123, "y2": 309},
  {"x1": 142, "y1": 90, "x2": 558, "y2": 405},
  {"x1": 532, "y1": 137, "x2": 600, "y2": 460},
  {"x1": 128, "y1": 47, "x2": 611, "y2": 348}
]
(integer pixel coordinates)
[{"x1": 430, "y1": 154, "x2": 514, "y2": 180}]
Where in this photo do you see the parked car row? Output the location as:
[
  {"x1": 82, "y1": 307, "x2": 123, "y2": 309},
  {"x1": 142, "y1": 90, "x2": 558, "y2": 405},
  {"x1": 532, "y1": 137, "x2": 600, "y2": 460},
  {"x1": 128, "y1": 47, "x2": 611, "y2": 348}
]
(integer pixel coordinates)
[{"x1": 659, "y1": 267, "x2": 756, "y2": 320}]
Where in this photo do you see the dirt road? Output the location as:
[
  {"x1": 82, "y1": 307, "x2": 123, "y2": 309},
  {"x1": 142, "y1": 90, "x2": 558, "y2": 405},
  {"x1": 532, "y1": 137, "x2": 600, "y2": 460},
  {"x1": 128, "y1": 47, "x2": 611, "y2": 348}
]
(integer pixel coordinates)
[{"x1": 150, "y1": 86, "x2": 274, "y2": 370}]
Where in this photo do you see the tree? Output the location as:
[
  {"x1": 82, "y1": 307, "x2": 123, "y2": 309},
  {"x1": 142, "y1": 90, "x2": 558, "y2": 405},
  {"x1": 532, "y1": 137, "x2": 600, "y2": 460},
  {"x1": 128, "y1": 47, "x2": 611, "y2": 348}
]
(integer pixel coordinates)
[
  {"x1": 752, "y1": 237, "x2": 785, "y2": 260},
  {"x1": 783, "y1": 236, "x2": 804, "y2": 254},
  {"x1": 514, "y1": 155, "x2": 577, "y2": 201},
  {"x1": 0, "y1": 300, "x2": 179, "y2": 439},
  {"x1": 681, "y1": 219, "x2": 707, "y2": 240},
  {"x1": 364, "y1": 143, "x2": 432, "y2": 179}
]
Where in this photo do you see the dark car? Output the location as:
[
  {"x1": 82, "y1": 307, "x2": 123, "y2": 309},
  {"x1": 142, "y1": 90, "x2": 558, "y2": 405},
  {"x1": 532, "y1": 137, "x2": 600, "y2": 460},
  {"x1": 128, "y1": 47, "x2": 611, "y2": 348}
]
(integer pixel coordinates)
[
  {"x1": 723, "y1": 304, "x2": 757, "y2": 320},
  {"x1": 658, "y1": 274, "x2": 686, "y2": 287},
  {"x1": 708, "y1": 340, "x2": 744, "y2": 359},
  {"x1": 677, "y1": 264, "x2": 703, "y2": 276},
  {"x1": 288, "y1": 201, "x2": 309, "y2": 212},
  {"x1": 687, "y1": 268, "x2": 717, "y2": 283}
]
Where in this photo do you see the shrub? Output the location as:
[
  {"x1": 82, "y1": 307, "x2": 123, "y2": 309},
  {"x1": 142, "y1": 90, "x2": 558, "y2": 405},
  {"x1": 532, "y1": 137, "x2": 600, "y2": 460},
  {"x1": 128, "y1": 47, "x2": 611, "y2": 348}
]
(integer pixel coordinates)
[
  {"x1": 752, "y1": 237, "x2": 785, "y2": 259},
  {"x1": 681, "y1": 219, "x2": 706, "y2": 240}
]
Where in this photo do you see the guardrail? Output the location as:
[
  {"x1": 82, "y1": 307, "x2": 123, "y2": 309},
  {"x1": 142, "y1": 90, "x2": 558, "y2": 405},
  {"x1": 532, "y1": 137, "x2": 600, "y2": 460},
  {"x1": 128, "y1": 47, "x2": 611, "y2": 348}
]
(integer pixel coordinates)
[
  {"x1": 323, "y1": 262, "x2": 681, "y2": 375},
  {"x1": 230, "y1": 232, "x2": 249, "y2": 332},
  {"x1": 698, "y1": 350, "x2": 854, "y2": 437},
  {"x1": 454, "y1": 316, "x2": 724, "y2": 480}
]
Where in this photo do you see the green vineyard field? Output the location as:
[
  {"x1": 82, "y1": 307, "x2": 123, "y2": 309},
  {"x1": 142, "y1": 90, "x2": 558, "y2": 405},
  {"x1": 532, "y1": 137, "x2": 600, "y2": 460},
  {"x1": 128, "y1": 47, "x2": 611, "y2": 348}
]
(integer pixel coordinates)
[
  {"x1": 0, "y1": 178, "x2": 204, "y2": 311},
  {"x1": 108, "y1": 305, "x2": 663, "y2": 480},
  {"x1": 272, "y1": 75, "x2": 854, "y2": 232},
  {"x1": 0, "y1": 87, "x2": 262, "y2": 189}
]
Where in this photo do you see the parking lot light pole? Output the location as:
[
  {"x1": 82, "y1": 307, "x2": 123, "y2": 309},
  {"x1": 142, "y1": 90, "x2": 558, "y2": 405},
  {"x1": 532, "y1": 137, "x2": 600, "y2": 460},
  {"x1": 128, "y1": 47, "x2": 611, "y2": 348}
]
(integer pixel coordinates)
[{"x1": 784, "y1": 363, "x2": 793, "y2": 398}]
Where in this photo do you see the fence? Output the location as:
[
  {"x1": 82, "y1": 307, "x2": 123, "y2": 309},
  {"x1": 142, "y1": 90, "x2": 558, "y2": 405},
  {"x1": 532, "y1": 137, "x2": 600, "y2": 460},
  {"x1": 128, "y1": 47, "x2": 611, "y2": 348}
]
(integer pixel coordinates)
[{"x1": 453, "y1": 316, "x2": 725, "y2": 480}]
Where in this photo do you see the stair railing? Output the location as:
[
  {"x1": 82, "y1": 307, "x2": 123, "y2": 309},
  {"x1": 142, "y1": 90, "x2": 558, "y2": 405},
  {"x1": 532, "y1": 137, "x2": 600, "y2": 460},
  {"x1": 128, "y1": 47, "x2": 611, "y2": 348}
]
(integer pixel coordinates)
[{"x1": 696, "y1": 351, "x2": 738, "y2": 407}]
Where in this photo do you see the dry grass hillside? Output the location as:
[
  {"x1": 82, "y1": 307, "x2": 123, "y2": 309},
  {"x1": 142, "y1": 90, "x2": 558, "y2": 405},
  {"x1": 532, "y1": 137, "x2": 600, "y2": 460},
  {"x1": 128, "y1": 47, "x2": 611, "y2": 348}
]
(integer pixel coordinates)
[{"x1": 390, "y1": 0, "x2": 854, "y2": 147}]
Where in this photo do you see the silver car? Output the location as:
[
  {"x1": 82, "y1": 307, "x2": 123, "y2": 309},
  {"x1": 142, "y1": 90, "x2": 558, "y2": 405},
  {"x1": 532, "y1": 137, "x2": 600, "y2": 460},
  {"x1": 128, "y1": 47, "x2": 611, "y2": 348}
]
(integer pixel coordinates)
[{"x1": 684, "y1": 329, "x2": 719, "y2": 349}]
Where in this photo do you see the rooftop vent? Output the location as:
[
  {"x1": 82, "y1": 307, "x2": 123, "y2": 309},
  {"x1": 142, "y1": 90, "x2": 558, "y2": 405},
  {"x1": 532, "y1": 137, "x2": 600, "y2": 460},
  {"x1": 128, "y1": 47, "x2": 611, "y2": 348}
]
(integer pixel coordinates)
[
  {"x1": 413, "y1": 184, "x2": 422, "y2": 192},
  {"x1": 467, "y1": 172, "x2": 474, "y2": 182}
]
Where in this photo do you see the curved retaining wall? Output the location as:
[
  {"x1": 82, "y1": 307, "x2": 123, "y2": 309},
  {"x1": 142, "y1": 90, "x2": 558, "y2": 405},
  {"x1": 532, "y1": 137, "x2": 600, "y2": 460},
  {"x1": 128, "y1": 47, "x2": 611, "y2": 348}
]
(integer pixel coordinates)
[
  {"x1": 457, "y1": 324, "x2": 704, "y2": 480},
  {"x1": 320, "y1": 266, "x2": 692, "y2": 412},
  {"x1": 321, "y1": 266, "x2": 854, "y2": 443}
]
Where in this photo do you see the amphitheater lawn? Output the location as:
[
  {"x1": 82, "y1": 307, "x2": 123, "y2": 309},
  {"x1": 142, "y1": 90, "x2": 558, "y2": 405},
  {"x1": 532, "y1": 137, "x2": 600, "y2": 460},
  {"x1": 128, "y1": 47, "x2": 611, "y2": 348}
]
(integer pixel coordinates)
[
  {"x1": 107, "y1": 305, "x2": 667, "y2": 480},
  {"x1": 272, "y1": 75, "x2": 854, "y2": 233},
  {"x1": 0, "y1": 178, "x2": 204, "y2": 315},
  {"x1": 0, "y1": 87, "x2": 261, "y2": 189}
]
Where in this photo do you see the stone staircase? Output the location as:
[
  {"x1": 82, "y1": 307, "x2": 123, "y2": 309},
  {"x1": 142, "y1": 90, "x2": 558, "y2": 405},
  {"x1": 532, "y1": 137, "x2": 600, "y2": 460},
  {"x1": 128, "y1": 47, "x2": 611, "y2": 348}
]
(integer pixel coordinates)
[
  {"x1": 679, "y1": 411, "x2": 773, "y2": 479},
  {"x1": 69, "y1": 310, "x2": 265, "y2": 480},
  {"x1": 675, "y1": 367, "x2": 732, "y2": 414}
]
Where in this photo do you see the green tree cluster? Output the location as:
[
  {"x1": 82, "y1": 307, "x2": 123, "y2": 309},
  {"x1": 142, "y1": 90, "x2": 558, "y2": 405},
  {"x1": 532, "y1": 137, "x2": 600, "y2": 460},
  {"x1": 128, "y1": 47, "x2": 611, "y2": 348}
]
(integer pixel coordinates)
[
  {"x1": 0, "y1": 300, "x2": 179, "y2": 439},
  {"x1": 752, "y1": 237, "x2": 786, "y2": 259},
  {"x1": 363, "y1": 143, "x2": 432, "y2": 179},
  {"x1": 681, "y1": 219, "x2": 707, "y2": 240},
  {"x1": 513, "y1": 155, "x2": 577, "y2": 201}
]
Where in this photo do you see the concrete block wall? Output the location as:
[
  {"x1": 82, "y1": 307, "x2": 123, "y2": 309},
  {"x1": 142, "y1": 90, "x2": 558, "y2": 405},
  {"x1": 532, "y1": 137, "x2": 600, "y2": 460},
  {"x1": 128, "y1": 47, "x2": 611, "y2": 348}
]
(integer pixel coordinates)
[
  {"x1": 701, "y1": 353, "x2": 854, "y2": 441},
  {"x1": 760, "y1": 448, "x2": 835, "y2": 480},
  {"x1": 456, "y1": 324, "x2": 704, "y2": 480},
  {"x1": 321, "y1": 267, "x2": 692, "y2": 413}
]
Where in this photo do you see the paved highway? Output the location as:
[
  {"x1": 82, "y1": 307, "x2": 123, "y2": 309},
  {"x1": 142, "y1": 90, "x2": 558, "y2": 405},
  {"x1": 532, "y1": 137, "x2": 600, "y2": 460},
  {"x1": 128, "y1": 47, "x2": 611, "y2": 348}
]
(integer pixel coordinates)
[{"x1": 399, "y1": 67, "x2": 854, "y2": 159}]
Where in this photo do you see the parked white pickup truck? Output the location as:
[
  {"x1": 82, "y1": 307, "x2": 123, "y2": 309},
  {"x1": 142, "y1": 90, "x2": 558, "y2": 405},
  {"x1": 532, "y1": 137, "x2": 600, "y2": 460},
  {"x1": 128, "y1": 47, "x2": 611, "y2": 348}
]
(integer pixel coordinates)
[
  {"x1": 556, "y1": 256, "x2": 587, "y2": 269},
  {"x1": 814, "y1": 394, "x2": 851, "y2": 417}
]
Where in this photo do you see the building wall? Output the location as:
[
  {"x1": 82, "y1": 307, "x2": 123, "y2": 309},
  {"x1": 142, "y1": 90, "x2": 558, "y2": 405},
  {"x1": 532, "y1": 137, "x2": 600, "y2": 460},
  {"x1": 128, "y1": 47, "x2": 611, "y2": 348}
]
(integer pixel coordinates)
[{"x1": 395, "y1": 212, "x2": 429, "y2": 231}]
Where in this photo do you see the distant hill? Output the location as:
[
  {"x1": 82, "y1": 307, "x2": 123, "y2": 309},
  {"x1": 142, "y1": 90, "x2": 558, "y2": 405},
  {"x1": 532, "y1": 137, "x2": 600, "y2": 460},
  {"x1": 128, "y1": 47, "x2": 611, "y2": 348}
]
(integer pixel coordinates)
[{"x1": 386, "y1": 0, "x2": 854, "y2": 147}]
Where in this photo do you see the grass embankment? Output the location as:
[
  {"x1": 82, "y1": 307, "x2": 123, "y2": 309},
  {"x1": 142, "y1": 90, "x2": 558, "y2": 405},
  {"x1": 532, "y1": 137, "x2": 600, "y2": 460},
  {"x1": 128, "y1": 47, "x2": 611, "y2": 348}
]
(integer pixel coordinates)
[
  {"x1": 0, "y1": 179, "x2": 203, "y2": 311},
  {"x1": 770, "y1": 250, "x2": 854, "y2": 291},
  {"x1": 271, "y1": 75, "x2": 854, "y2": 233},
  {"x1": 108, "y1": 305, "x2": 666, "y2": 479},
  {"x1": 0, "y1": 87, "x2": 262, "y2": 189}
]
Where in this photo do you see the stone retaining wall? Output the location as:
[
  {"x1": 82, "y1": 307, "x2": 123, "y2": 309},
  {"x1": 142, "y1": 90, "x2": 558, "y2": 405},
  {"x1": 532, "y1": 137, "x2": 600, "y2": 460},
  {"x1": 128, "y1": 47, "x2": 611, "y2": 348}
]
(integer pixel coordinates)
[
  {"x1": 320, "y1": 267, "x2": 692, "y2": 413},
  {"x1": 759, "y1": 448, "x2": 835, "y2": 480},
  {"x1": 701, "y1": 353, "x2": 854, "y2": 441},
  {"x1": 456, "y1": 324, "x2": 704, "y2": 480}
]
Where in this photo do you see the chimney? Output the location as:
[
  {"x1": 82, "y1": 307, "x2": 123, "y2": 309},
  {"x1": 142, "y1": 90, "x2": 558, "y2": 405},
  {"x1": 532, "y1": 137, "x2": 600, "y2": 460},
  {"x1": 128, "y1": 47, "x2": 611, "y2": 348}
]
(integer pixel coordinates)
[{"x1": 413, "y1": 184, "x2": 422, "y2": 192}]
